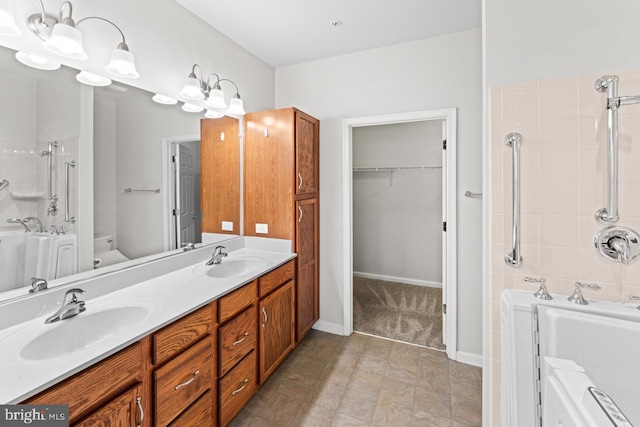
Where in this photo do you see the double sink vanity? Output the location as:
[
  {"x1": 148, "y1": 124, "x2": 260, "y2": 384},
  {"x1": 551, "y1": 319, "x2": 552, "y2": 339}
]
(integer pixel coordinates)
[{"x1": 0, "y1": 236, "x2": 301, "y2": 426}]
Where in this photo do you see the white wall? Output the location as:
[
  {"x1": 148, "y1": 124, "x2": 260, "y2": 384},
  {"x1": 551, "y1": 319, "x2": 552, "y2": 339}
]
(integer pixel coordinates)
[
  {"x1": 0, "y1": 0, "x2": 275, "y2": 113},
  {"x1": 276, "y1": 28, "x2": 483, "y2": 355},
  {"x1": 93, "y1": 96, "x2": 117, "y2": 245},
  {"x1": 115, "y1": 92, "x2": 201, "y2": 259},
  {"x1": 485, "y1": 0, "x2": 640, "y2": 86},
  {"x1": 352, "y1": 121, "x2": 443, "y2": 285}
]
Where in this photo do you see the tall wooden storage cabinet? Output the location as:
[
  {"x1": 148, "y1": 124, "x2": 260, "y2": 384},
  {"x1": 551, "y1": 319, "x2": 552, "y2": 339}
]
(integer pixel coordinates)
[{"x1": 244, "y1": 108, "x2": 319, "y2": 341}]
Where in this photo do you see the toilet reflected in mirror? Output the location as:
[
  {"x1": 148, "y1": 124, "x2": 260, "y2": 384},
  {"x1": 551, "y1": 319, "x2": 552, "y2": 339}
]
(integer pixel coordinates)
[{"x1": 93, "y1": 235, "x2": 129, "y2": 268}]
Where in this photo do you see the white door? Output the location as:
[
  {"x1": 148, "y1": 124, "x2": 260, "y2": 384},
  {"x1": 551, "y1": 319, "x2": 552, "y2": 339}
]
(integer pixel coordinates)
[
  {"x1": 175, "y1": 144, "x2": 197, "y2": 247},
  {"x1": 441, "y1": 121, "x2": 447, "y2": 345}
]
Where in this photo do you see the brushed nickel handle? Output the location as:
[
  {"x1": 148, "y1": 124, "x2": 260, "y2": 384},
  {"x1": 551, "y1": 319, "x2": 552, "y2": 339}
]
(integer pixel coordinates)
[
  {"x1": 174, "y1": 370, "x2": 200, "y2": 390},
  {"x1": 136, "y1": 396, "x2": 144, "y2": 427},
  {"x1": 298, "y1": 173, "x2": 303, "y2": 189},
  {"x1": 232, "y1": 332, "x2": 249, "y2": 346},
  {"x1": 262, "y1": 307, "x2": 268, "y2": 323},
  {"x1": 298, "y1": 206, "x2": 303, "y2": 222},
  {"x1": 231, "y1": 378, "x2": 249, "y2": 396}
]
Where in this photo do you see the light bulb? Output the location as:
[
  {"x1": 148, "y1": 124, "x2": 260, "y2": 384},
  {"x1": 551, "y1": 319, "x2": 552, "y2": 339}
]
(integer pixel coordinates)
[
  {"x1": 42, "y1": 23, "x2": 87, "y2": 60},
  {"x1": 15, "y1": 52, "x2": 60, "y2": 71},
  {"x1": 182, "y1": 103, "x2": 204, "y2": 113},
  {"x1": 205, "y1": 88, "x2": 227, "y2": 109},
  {"x1": 226, "y1": 96, "x2": 246, "y2": 116},
  {"x1": 105, "y1": 47, "x2": 139, "y2": 79},
  {"x1": 76, "y1": 71, "x2": 111, "y2": 87}
]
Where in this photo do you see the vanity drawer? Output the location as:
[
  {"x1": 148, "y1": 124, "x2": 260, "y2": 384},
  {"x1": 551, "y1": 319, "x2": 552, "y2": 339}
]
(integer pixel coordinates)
[
  {"x1": 154, "y1": 338, "x2": 213, "y2": 426},
  {"x1": 218, "y1": 280, "x2": 257, "y2": 323},
  {"x1": 219, "y1": 305, "x2": 257, "y2": 376},
  {"x1": 220, "y1": 351, "x2": 257, "y2": 426},
  {"x1": 259, "y1": 260, "x2": 295, "y2": 297},
  {"x1": 25, "y1": 342, "x2": 142, "y2": 422},
  {"x1": 168, "y1": 389, "x2": 214, "y2": 427},
  {"x1": 153, "y1": 303, "x2": 214, "y2": 366}
]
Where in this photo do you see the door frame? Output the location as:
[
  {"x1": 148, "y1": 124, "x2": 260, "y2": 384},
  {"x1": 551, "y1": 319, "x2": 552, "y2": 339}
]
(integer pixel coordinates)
[
  {"x1": 341, "y1": 108, "x2": 458, "y2": 359},
  {"x1": 161, "y1": 134, "x2": 200, "y2": 252}
]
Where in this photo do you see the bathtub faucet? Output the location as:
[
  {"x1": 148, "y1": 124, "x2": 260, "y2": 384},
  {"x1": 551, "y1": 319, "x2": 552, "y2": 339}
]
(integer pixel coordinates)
[
  {"x1": 23, "y1": 217, "x2": 44, "y2": 233},
  {"x1": 6, "y1": 218, "x2": 31, "y2": 232}
]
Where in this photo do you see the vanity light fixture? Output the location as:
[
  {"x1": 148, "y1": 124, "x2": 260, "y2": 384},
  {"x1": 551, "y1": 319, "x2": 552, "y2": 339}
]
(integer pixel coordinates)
[
  {"x1": 76, "y1": 70, "x2": 111, "y2": 87},
  {"x1": 152, "y1": 94, "x2": 178, "y2": 105},
  {"x1": 179, "y1": 64, "x2": 246, "y2": 115},
  {"x1": 24, "y1": 1, "x2": 139, "y2": 78},
  {"x1": 15, "y1": 51, "x2": 60, "y2": 70},
  {"x1": 181, "y1": 103, "x2": 204, "y2": 113},
  {"x1": 0, "y1": 0, "x2": 21, "y2": 36}
]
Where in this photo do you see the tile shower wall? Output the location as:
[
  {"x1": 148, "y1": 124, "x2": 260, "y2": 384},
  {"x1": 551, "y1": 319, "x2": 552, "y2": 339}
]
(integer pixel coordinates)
[{"x1": 488, "y1": 71, "x2": 640, "y2": 425}]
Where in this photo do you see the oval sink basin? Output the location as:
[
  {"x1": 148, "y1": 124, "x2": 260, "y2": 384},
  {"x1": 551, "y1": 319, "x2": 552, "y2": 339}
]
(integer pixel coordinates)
[
  {"x1": 20, "y1": 306, "x2": 149, "y2": 361},
  {"x1": 204, "y1": 256, "x2": 268, "y2": 278}
]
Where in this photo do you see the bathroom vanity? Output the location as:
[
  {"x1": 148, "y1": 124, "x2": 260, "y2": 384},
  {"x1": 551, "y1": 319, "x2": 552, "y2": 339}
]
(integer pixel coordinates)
[{"x1": 0, "y1": 238, "x2": 297, "y2": 426}]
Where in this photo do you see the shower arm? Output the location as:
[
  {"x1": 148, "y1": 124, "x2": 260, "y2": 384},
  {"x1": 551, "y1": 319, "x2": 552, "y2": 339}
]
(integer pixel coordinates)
[{"x1": 595, "y1": 76, "x2": 640, "y2": 223}]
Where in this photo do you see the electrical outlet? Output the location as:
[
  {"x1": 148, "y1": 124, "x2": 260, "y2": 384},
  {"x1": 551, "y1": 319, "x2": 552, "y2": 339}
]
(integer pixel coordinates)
[
  {"x1": 256, "y1": 223, "x2": 268, "y2": 234},
  {"x1": 222, "y1": 221, "x2": 233, "y2": 231}
]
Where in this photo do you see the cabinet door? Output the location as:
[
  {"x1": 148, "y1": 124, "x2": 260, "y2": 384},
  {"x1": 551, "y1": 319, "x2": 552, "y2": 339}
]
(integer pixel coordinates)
[
  {"x1": 201, "y1": 117, "x2": 240, "y2": 234},
  {"x1": 74, "y1": 383, "x2": 143, "y2": 427},
  {"x1": 295, "y1": 110, "x2": 319, "y2": 197},
  {"x1": 244, "y1": 109, "x2": 295, "y2": 239},
  {"x1": 296, "y1": 198, "x2": 319, "y2": 340},
  {"x1": 259, "y1": 280, "x2": 295, "y2": 383}
]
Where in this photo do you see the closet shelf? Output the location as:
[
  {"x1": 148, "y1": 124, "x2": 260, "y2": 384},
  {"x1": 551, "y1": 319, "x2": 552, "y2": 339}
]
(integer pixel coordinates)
[{"x1": 352, "y1": 166, "x2": 442, "y2": 172}]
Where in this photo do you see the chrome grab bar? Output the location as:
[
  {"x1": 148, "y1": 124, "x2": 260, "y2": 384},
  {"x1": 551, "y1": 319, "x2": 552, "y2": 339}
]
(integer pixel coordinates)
[
  {"x1": 505, "y1": 132, "x2": 523, "y2": 267},
  {"x1": 595, "y1": 75, "x2": 620, "y2": 223},
  {"x1": 64, "y1": 161, "x2": 76, "y2": 223},
  {"x1": 41, "y1": 141, "x2": 58, "y2": 200}
]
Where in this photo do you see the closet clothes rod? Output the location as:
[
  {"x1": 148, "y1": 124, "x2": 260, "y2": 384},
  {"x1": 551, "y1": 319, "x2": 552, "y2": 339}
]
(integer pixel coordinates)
[
  {"x1": 352, "y1": 166, "x2": 442, "y2": 171},
  {"x1": 124, "y1": 188, "x2": 161, "y2": 193}
]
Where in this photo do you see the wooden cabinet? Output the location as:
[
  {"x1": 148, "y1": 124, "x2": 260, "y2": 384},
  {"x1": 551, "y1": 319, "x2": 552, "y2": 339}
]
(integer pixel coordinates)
[
  {"x1": 244, "y1": 107, "x2": 320, "y2": 342},
  {"x1": 74, "y1": 384, "x2": 143, "y2": 427},
  {"x1": 259, "y1": 280, "x2": 295, "y2": 383},
  {"x1": 217, "y1": 283, "x2": 258, "y2": 426},
  {"x1": 25, "y1": 343, "x2": 144, "y2": 425},
  {"x1": 201, "y1": 117, "x2": 240, "y2": 235}
]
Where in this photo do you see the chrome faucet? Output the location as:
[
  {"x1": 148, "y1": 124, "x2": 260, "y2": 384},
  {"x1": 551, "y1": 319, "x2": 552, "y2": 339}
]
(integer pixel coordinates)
[
  {"x1": 23, "y1": 217, "x2": 44, "y2": 233},
  {"x1": 206, "y1": 246, "x2": 228, "y2": 266},
  {"x1": 567, "y1": 282, "x2": 601, "y2": 305},
  {"x1": 182, "y1": 242, "x2": 196, "y2": 251},
  {"x1": 45, "y1": 288, "x2": 86, "y2": 323},
  {"x1": 6, "y1": 218, "x2": 31, "y2": 232},
  {"x1": 524, "y1": 277, "x2": 552, "y2": 300},
  {"x1": 29, "y1": 278, "x2": 48, "y2": 294}
]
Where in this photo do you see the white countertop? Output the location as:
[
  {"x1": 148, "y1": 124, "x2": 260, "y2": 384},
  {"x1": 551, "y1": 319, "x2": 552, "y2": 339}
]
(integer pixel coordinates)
[{"x1": 0, "y1": 238, "x2": 295, "y2": 403}]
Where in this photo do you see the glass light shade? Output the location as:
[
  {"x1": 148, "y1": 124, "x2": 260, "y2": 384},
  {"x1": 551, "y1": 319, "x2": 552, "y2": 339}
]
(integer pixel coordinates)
[
  {"x1": 15, "y1": 51, "x2": 60, "y2": 71},
  {"x1": 179, "y1": 77, "x2": 204, "y2": 100},
  {"x1": 205, "y1": 88, "x2": 227, "y2": 109},
  {"x1": 226, "y1": 97, "x2": 246, "y2": 116},
  {"x1": 76, "y1": 71, "x2": 111, "y2": 87},
  {"x1": 152, "y1": 94, "x2": 178, "y2": 105},
  {"x1": 104, "y1": 48, "x2": 139, "y2": 79},
  {"x1": 42, "y1": 23, "x2": 87, "y2": 60},
  {"x1": 0, "y1": 0, "x2": 20, "y2": 36},
  {"x1": 181, "y1": 103, "x2": 204, "y2": 113},
  {"x1": 205, "y1": 109, "x2": 224, "y2": 119}
]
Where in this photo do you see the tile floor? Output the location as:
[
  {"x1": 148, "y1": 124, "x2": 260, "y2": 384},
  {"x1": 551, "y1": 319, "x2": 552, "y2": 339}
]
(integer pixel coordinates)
[{"x1": 229, "y1": 330, "x2": 482, "y2": 427}]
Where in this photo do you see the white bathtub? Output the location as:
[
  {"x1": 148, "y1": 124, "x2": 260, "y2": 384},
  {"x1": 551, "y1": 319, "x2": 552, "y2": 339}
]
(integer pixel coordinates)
[
  {"x1": 502, "y1": 289, "x2": 640, "y2": 426},
  {"x1": 0, "y1": 230, "x2": 77, "y2": 293},
  {"x1": 0, "y1": 230, "x2": 28, "y2": 293}
]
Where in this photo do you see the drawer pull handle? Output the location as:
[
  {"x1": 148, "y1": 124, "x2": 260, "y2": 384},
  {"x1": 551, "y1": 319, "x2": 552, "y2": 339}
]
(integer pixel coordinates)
[
  {"x1": 298, "y1": 173, "x2": 303, "y2": 189},
  {"x1": 262, "y1": 307, "x2": 268, "y2": 323},
  {"x1": 298, "y1": 206, "x2": 303, "y2": 222},
  {"x1": 174, "y1": 370, "x2": 200, "y2": 390},
  {"x1": 231, "y1": 378, "x2": 249, "y2": 396},
  {"x1": 136, "y1": 396, "x2": 144, "y2": 427},
  {"x1": 232, "y1": 332, "x2": 249, "y2": 346}
]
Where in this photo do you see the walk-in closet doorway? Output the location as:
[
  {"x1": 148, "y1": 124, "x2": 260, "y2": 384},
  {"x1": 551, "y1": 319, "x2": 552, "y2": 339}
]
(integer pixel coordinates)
[{"x1": 342, "y1": 109, "x2": 457, "y2": 359}]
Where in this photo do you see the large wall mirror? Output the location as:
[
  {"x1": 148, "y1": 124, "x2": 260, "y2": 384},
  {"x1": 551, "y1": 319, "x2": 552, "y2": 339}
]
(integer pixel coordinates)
[{"x1": 0, "y1": 44, "x2": 241, "y2": 301}]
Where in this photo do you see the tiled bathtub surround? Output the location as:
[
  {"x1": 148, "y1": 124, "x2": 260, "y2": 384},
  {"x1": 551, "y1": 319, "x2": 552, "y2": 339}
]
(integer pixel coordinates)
[{"x1": 488, "y1": 70, "x2": 640, "y2": 425}]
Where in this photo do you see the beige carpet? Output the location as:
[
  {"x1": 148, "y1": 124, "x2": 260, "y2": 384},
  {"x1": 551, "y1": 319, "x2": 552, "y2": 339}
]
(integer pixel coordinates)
[{"x1": 353, "y1": 276, "x2": 445, "y2": 350}]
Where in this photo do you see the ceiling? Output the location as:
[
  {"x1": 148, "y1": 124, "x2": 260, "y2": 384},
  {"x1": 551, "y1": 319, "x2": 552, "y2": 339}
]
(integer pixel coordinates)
[{"x1": 174, "y1": 0, "x2": 482, "y2": 68}]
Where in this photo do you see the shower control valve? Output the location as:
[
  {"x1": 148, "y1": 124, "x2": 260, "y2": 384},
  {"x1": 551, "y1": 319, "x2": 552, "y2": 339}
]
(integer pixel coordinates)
[{"x1": 523, "y1": 277, "x2": 552, "y2": 300}]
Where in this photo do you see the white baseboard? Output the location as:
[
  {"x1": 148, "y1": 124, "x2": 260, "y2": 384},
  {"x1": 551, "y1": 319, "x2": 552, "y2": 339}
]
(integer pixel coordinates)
[
  {"x1": 353, "y1": 271, "x2": 442, "y2": 288},
  {"x1": 456, "y1": 351, "x2": 483, "y2": 367},
  {"x1": 312, "y1": 320, "x2": 346, "y2": 336}
]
